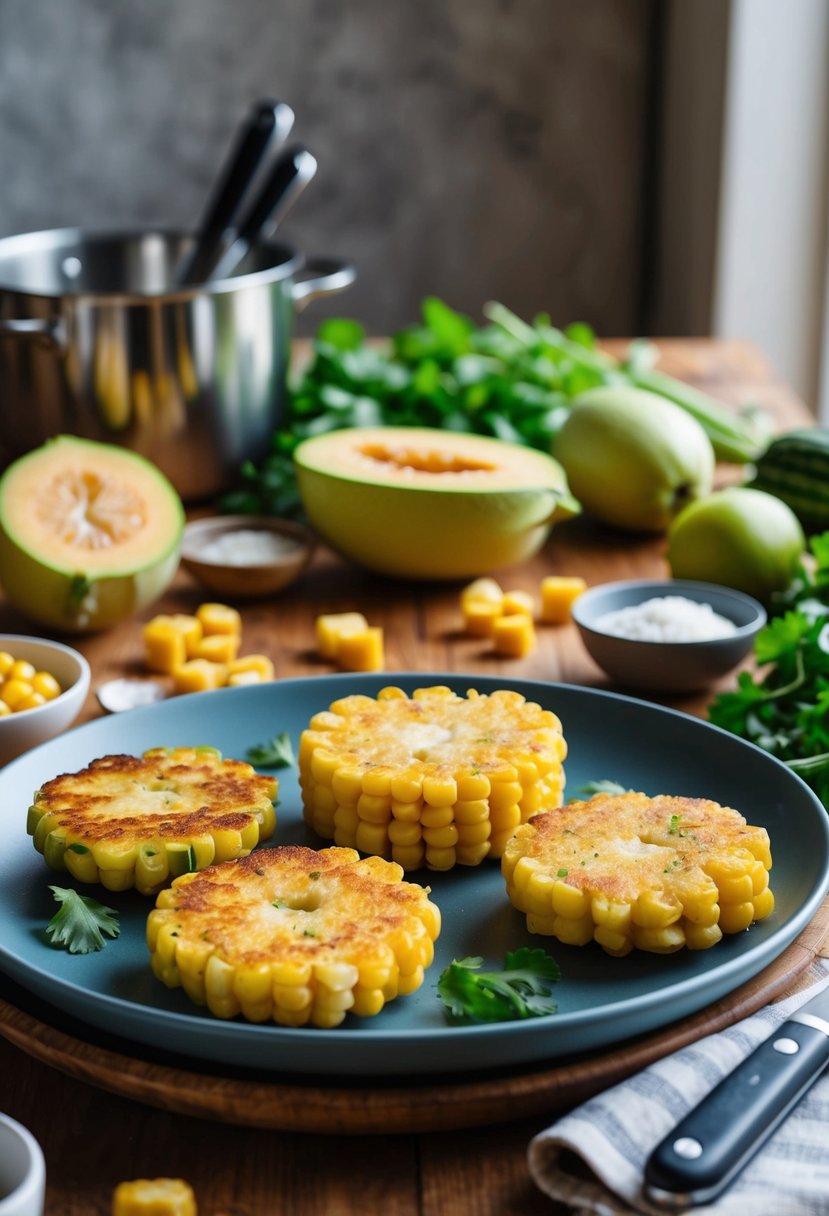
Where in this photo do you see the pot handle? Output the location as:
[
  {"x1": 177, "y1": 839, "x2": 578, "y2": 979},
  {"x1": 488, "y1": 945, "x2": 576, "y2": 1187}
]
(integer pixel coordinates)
[
  {"x1": 0, "y1": 317, "x2": 65, "y2": 349},
  {"x1": 291, "y1": 256, "x2": 356, "y2": 312}
]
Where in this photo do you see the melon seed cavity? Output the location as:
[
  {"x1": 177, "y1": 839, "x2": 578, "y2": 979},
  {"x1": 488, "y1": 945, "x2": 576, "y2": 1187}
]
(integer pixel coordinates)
[{"x1": 596, "y1": 596, "x2": 738, "y2": 642}]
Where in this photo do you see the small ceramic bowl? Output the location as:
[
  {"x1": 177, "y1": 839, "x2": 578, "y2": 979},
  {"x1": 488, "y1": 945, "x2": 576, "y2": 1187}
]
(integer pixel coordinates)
[
  {"x1": 571, "y1": 579, "x2": 766, "y2": 693},
  {"x1": 181, "y1": 515, "x2": 315, "y2": 599},
  {"x1": 0, "y1": 635, "x2": 90, "y2": 766},
  {"x1": 0, "y1": 1113, "x2": 46, "y2": 1216}
]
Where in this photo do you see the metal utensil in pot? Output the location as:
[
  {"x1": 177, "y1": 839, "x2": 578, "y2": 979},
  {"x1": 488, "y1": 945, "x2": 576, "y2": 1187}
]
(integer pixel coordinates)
[{"x1": 0, "y1": 229, "x2": 355, "y2": 500}]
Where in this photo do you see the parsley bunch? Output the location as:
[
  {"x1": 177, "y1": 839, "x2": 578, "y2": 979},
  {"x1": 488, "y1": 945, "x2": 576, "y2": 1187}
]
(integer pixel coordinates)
[
  {"x1": 708, "y1": 533, "x2": 829, "y2": 806},
  {"x1": 219, "y1": 297, "x2": 763, "y2": 518}
]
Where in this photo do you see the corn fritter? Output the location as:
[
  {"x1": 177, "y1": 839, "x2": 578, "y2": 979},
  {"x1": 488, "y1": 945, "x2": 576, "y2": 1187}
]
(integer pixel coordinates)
[
  {"x1": 28, "y1": 746, "x2": 277, "y2": 894},
  {"x1": 298, "y1": 685, "x2": 567, "y2": 870},
  {"x1": 146, "y1": 844, "x2": 441, "y2": 1027},
  {"x1": 502, "y1": 791, "x2": 774, "y2": 955}
]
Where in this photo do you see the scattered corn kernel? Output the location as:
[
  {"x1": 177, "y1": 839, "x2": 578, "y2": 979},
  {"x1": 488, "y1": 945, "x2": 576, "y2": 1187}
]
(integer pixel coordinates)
[
  {"x1": 227, "y1": 654, "x2": 275, "y2": 681},
  {"x1": 462, "y1": 598, "x2": 503, "y2": 636},
  {"x1": 196, "y1": 602, "x2": 241, "y2": 637},
  {"x1": 502, "y1": 589, "x2": 536, "y2": 616},
  {"x1": 112, "y1": 1177, "x2": 197, "y2": 1216},
  {"x1": 192, "y1": 633, "x2": 240, "y2": 664},
  {"x1": 172, "y1": 659, "x2": 228, "y2": 694},
  {"x1": 460, "y1": 577, "x2": 503, "y2": 608},
  {"x1": 492, "y1": 613, "x2": 536, "y2": 658},
  {"x1": 143, "y1": 615, "x2": 202, "y2": 673},
  {"x1": 315, "y1": 611, "x2": 369, "y2": 659},
  {"x1": 335, "y1": 625, "x2": 385, "y2": 672},
  {"x1": 539, "y1": 576, "x2": 588, "y2": 624}
]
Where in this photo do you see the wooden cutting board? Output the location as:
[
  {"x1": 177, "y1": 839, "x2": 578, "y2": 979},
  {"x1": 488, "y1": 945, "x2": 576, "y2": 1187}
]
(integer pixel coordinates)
[{"x1": 1, "y1": 894, "x2": 827, "y2": 1135}]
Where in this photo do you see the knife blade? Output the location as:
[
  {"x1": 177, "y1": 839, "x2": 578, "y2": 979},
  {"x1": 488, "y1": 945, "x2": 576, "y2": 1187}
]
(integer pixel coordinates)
[{"x1": 643, "y1": 980, "x2": 829, "y2": 1210}]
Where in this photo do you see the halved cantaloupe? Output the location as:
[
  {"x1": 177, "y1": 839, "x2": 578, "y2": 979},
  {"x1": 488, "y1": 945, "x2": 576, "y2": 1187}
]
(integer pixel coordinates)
[
  {"x1": 294, "y1": 427, "x2": 579, "y2": 579},
  {"x1": 0, "y1": 436, "x2": 184, "y2": 632}
]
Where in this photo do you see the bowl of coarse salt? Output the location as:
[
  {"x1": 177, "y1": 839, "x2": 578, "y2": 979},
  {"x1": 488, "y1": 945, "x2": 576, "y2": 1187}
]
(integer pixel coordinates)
[
  {"x1": 181, "y1": 515, "x2": 315, "y2": 599},
  {"x1": 571, "y1": 578, "x2": 766, "y2": 693}
]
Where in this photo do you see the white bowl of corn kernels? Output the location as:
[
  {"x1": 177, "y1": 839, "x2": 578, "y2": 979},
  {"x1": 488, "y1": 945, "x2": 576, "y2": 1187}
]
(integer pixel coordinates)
[{"x1": 0, "y1": 635, "x2": 90, "y2": 765}]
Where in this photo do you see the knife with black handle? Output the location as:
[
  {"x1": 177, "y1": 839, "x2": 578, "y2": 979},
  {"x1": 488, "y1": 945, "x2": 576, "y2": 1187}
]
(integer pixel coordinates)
[{"x1": 644, "y1": 983, "x2": 829, "y2": 1209}]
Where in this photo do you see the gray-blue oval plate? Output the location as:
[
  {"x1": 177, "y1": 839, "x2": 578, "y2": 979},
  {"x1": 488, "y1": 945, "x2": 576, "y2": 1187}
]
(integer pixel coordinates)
[{"x1": 0, "y1": 673, "x2": 827, "y2": 1079}]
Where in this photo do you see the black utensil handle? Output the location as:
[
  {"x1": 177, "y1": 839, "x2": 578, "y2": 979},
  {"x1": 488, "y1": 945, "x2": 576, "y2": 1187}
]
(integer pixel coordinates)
[
  {"x1": 644, "y1": 1020, "x2": 829, "y2": 1209},
  {"x1": 207, "y1": 145, "x2": 317, "y2": 281},
  {"x1": 234, "y1": 144, "x2": 317, "y2": 243},
  {"x1": 175, "y1": 98, "x2": 294, "y2": 286},
  {"x1": 197, "y1": 98, "x2": 294, "y2": 237}
]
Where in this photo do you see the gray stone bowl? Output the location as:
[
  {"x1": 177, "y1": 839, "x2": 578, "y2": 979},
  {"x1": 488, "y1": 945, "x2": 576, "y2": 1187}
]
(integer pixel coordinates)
[{"x1": 571, "y1": 579, "x2": 767, "y2": 693}]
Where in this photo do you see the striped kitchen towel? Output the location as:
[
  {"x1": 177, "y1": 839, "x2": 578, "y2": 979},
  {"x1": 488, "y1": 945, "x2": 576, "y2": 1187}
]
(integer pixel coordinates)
[{"x1": 528, "y1": 958, "x2": 829, "y2": 1215}]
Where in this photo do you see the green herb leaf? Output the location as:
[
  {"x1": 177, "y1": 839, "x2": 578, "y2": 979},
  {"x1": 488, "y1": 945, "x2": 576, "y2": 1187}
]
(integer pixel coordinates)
[
  {"x1": 576, "y1": 779, "x2": 631, "y2": 798},
  {"x1": 437, "y1": 947, "x2": 560, "y2": 1023},
  {"x1": 246, "y1": 731, "x2": 295, "y2": 769},
  {"x1": 44, "y1": 886, "x2": 120, "y2": 954}
]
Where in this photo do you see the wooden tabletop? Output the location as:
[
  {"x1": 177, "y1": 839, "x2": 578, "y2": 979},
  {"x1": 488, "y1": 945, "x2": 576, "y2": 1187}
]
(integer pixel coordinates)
[{"x1": 0, "y1": 339, "x2": 818, "y2": 1215}]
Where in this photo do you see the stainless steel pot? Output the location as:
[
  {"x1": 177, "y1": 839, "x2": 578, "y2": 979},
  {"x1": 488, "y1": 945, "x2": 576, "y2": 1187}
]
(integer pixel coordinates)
[{"x1": 0, "y1": 228, "x2": 355, "y2": 500}]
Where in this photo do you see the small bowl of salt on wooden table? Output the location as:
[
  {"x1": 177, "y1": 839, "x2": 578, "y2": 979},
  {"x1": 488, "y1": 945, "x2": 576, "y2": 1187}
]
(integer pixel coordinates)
[
  {"x1": 181, "y1": 515, "x2": 315, "y2": 599},
  {"x1": 571, "y1": 578, "x2": 766, "y2": 693}
]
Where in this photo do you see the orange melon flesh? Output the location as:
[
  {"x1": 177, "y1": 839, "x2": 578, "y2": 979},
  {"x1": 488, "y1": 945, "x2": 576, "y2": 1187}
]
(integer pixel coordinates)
[
  {"x1": 294, "y1": 427, "x2": 579, "y2": 580},
  {"x1": 0, "y1": 436, "x2": 184, "y2": 632}
]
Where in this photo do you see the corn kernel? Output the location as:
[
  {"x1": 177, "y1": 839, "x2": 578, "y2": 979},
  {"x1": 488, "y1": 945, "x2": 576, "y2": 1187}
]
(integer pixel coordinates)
[
  {"x1": 539, "y1": 576, "x2": 588, "y2": 624},
  {"x1": 192, "y1": 633, "x2": 240, "y2": 664},
  {"x1": 0, "y1": 678, "x2": 33, "y2": 709},
  {"x1": 492, "y1": 613, "x2": 536, "y2": 657},
  {"x1": 462, "y1": 599, "x2": 503, "y2": 636},
  {"x1": 143, "y1": 617, "x2": 190, "y2": 674},
  {"x1": 32, "y1": 670, "x2": 62, "y2": 700},
  {"x1": 196, "y1": 602, "x2": 241, "y2": 637},
  {"x1": 172, "y1": 659, "x2": 228, "y2": 693},
  {"x1": 335, "y1": 626, "x2": 385, "y2": 672},
  {"x1": 460, "y1": 577, "x2": 503, "y2": 608},
  {"x1": 502, "y1": 589, "x2": 536, "y2": 616},
  {"x1": 315, "y1": 611, "x2": 369, "y2": 659},
  {"x1": 0, "y1": 651, "x2": 14, "y2": 678},
  {"x1": 227, "y1": 654, "x2": 274, "y2": 681},
  {"x1": 112, "y1": 1177, "x2": 198, "y2": 1216},
  {"x1": 9, "y1": 658, "x2": 36, "y2": 682}
]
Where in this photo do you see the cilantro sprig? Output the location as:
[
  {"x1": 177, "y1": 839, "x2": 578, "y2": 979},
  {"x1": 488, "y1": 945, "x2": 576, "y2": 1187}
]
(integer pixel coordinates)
[
  {"x1": 45, "y1": 886, "x2": 120, "y2": 954},
  {"x1": 708, "y1": 532, "x2": 829, "y2": 806},
  {"x1": 246, "y1": 731, "x2": 295, "y2": 769},
  {"x1": 437, "y1": 948, "x2": 560, "y2": 1023}
]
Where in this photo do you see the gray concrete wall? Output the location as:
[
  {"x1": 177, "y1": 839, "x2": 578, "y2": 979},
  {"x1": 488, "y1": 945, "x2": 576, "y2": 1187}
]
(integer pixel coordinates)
[{"x1": 0, "y1": 0, "x2": 655, "y2": 335}]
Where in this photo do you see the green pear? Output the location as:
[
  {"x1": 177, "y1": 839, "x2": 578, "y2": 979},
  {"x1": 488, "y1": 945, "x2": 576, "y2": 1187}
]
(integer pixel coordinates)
[
  {"x1": 667, "y1": 486, "x2": 805, "y2": 602},
  {"x1": 554, "y1": 387, "x2": 715, "y2": 532}
]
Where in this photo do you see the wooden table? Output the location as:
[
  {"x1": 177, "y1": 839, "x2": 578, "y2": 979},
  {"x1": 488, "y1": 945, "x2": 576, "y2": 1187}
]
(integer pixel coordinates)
[{"x1": 0, "y1": 340, "x2": 820, "y2": 1215}]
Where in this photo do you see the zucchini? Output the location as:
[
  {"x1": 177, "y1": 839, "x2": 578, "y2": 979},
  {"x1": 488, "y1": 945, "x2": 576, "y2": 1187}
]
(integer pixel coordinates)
[{"x1": 750, "y1": 428, "x2": 829, "y2": 532}]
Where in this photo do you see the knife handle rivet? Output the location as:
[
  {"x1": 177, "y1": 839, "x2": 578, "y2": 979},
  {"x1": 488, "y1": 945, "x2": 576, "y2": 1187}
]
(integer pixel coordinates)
[
  {"x1": 672, "y1": 1137, "x2": 703, "y2": 1160},
  {"x1": 772, "y1": 1037, "x2": 800, "y2": 1055}
]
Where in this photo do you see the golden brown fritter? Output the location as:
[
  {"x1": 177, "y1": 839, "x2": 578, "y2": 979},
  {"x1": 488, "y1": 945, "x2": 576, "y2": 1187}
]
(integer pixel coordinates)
[
  {"x1": 28, "y1": 746, "x2": 277, "y2": 894},
  {"x1": 147, "y1": 844, "x2": 441, "y2": 1026},
  {"x1": 299, "y1": 684, "x2": 567, "y2": 870},
  {"x1": 502, "y1": 791, "x2": 774, "y2": 955}
]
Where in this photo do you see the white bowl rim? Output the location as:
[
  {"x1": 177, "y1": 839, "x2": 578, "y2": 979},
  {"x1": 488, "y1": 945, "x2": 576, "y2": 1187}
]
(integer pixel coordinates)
[
  {"x1": 0, "y1": 1112, "x2": 46, "y2": 1213},
  {"x1": 571, "y1": 578, "x2": 767, "y2": 647}
]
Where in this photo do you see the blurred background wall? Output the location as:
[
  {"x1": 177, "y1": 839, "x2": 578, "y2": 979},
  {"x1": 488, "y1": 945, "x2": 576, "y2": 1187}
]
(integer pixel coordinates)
[
  {"x1": 0, "y1": 0, "x2": 827, "y2": 409},
  {"x1": 0, "y1": 0, "x2": 658, "y2": 335}
]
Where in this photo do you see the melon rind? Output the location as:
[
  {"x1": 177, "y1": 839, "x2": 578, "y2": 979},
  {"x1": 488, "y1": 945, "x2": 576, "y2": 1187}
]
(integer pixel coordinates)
[
  {"x1": 0, "y1": 436, "x2": 184, "y2": 632},
  {"x1": 294, "y1": 427, "x2": 579, "y2": 579}
]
